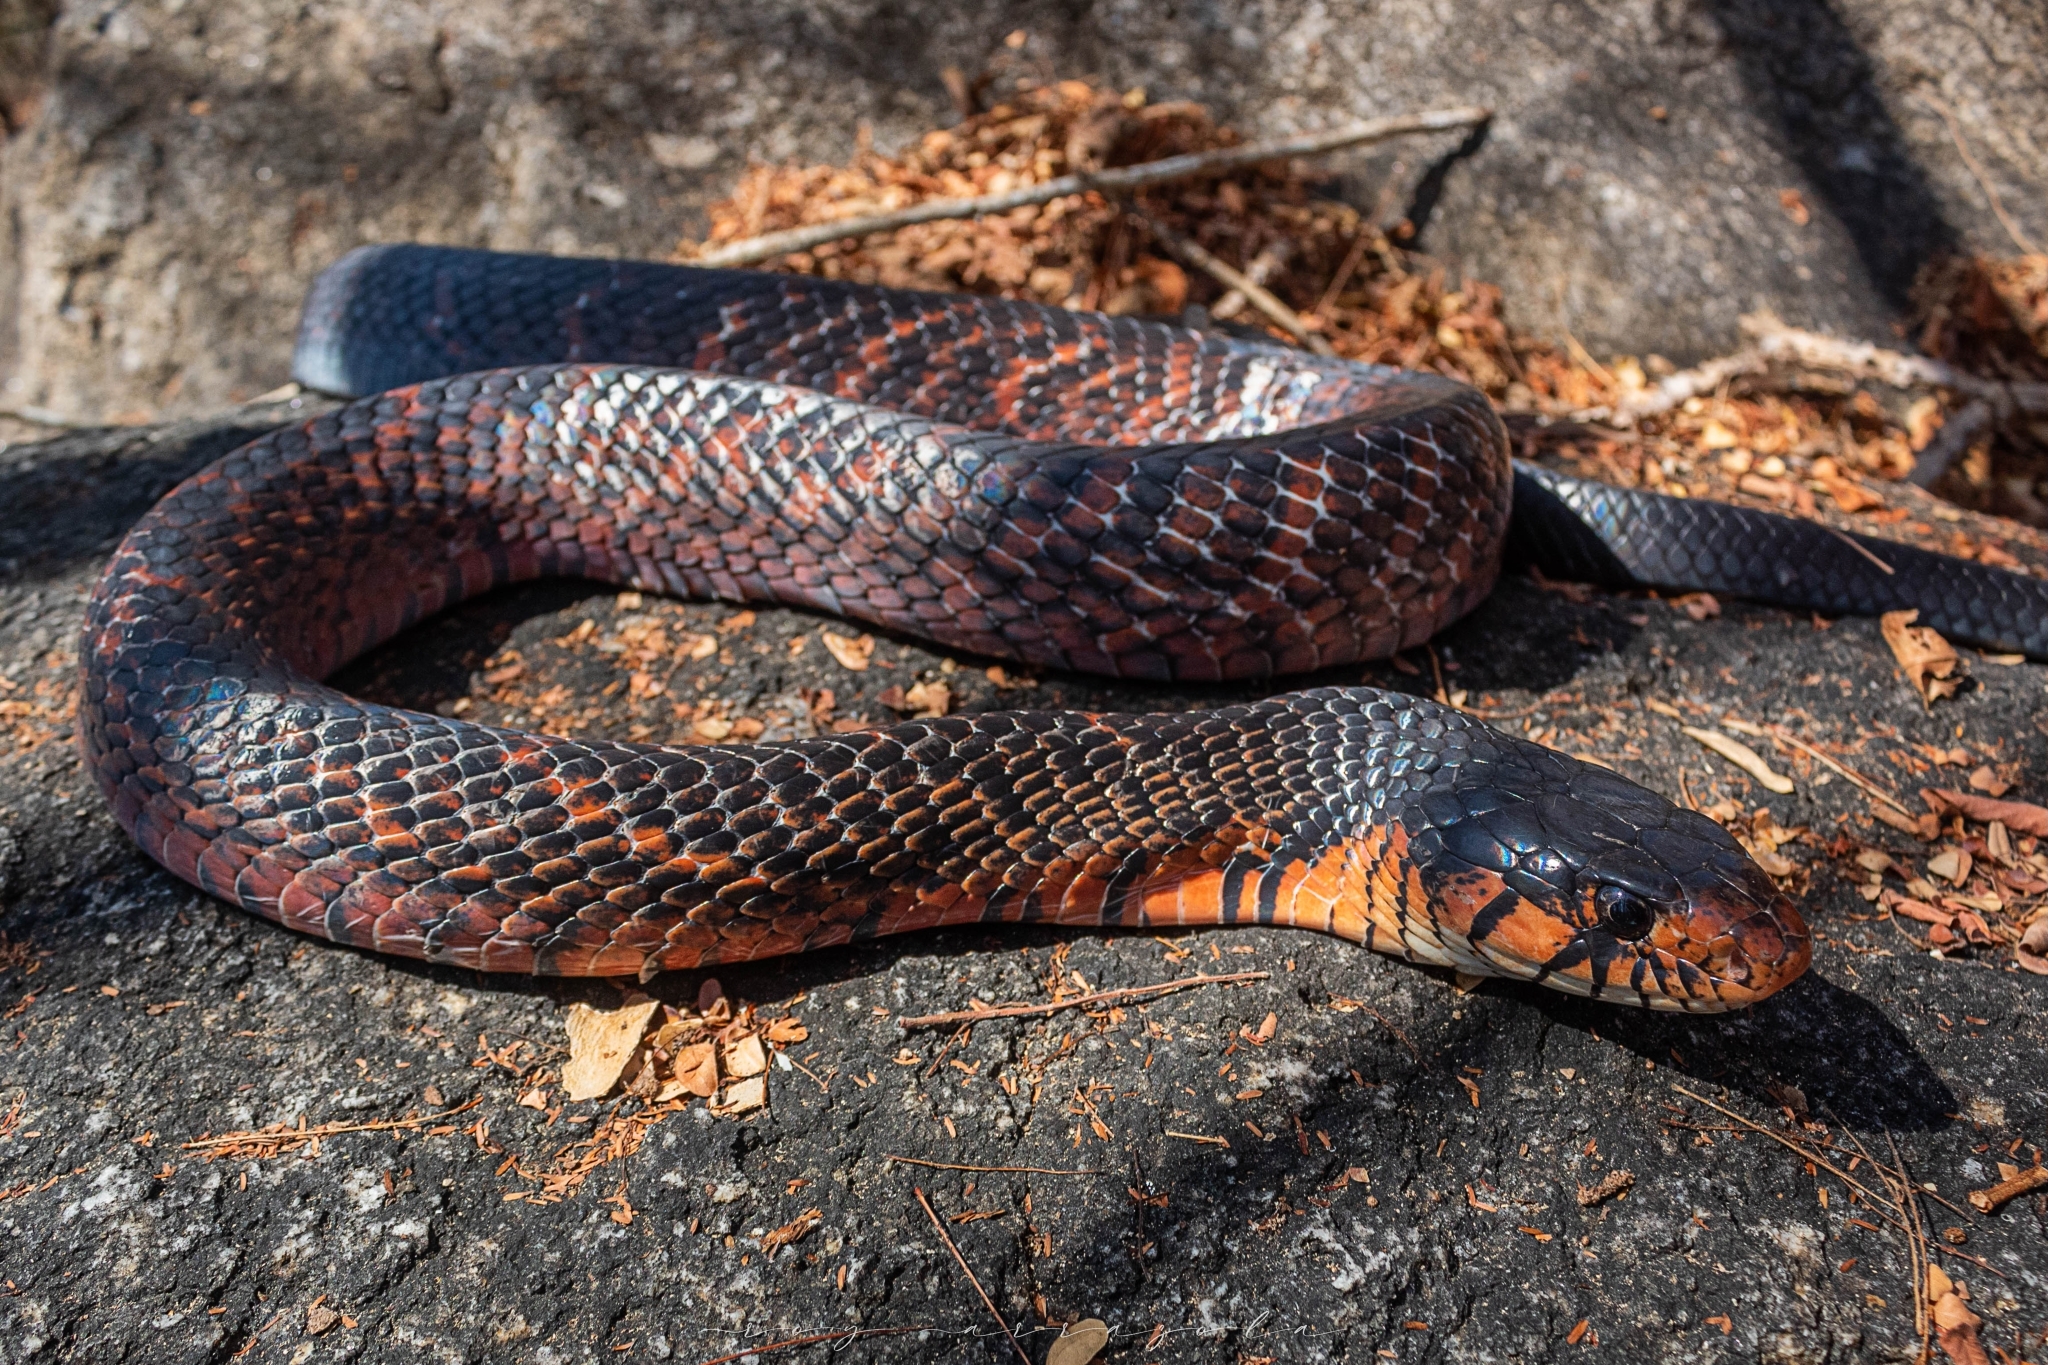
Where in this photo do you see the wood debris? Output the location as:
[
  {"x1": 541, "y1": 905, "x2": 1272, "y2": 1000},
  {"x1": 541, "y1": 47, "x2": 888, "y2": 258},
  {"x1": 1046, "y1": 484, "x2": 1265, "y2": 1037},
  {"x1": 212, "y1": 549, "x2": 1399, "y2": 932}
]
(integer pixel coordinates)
[
  {"x1": 897, "y1": 971, "x2": 1267, "y2": 1029},
  {"x1": 1966, "y1": 1161, "x2": 2048, "y2": 1213},
  {"x1": 555, "y1": 994, "x2": 808, "y2": 1119},
  {"x1": 878, "y1": 679, "x2": 952, "y2": 716},
  {"x1": 180, "y1": 1097, "x2": 481, "y2": 1161},
  {"x1": 562, "y1": 999, "x2": 661, "y2": 1101},
  {"x1": 1880, "y1": 611, "x2": 1966, "y2": 705},
  {"x1": 819, "y1": 630, "x2": 876, "y2": 671},
  {"x1": 1922, "y1": 787, "x2": 2048, "y2": 835},
  {"x1": 1575, "y1": 1169, "x2": 1635, "y2": 1206},
  {"x1": 1927, "y1": 1264, "x2": 1990, "y2": 1365},
  {"x1": 1681, "y1": 726, "x2": 1795, "y2": 794},
  {"x1": 759, "y1": 1206, "x2": 822, "y2": 1255}
]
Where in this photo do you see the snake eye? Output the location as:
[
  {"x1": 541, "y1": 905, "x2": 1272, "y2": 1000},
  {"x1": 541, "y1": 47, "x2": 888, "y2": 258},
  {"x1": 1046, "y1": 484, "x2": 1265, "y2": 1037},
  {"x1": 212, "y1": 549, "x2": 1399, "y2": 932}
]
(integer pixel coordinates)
[{"x1": 1595, "y1": 884, "x2": 1656, "y2": 940}]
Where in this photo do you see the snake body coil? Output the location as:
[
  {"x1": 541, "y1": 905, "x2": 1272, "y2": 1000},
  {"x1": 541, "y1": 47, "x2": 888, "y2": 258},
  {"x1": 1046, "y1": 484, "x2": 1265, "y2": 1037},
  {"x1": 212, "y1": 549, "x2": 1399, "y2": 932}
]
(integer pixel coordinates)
[{"x1": 106, "y1": 243, "x2": 2048, "y2": 1011}]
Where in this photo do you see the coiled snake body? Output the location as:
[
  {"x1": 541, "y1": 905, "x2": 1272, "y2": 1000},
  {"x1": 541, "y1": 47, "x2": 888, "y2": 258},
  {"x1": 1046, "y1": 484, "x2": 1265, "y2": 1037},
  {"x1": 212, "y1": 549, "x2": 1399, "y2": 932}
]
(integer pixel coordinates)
[{"x1": 86, "y1": 246, "x2": 2041, "y2": 1012}]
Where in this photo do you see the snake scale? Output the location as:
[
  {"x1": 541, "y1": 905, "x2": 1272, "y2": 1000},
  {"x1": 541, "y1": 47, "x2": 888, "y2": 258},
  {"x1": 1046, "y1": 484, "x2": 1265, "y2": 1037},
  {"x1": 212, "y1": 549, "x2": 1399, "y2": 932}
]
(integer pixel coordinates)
[{"x1": 83, "y1": 245, "x2": 2044, "y2": 1012}]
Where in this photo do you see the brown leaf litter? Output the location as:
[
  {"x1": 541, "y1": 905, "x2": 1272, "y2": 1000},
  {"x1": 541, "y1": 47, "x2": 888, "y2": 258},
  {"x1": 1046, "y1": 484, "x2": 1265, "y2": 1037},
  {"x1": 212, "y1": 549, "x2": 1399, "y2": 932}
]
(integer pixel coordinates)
[
  {"x1": 676, "y1": 76, "x2": 2048, "y2": 571},
  {"x1": 1881, "y1": 611, "x2": 1967, "y2": 705}
]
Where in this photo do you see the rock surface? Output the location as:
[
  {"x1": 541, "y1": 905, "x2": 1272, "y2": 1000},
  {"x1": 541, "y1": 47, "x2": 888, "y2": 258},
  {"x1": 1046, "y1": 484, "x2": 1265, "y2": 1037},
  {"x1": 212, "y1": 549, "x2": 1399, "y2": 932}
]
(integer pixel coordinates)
[
  {"x1": 0, "y1": 0, "x2": 2044, "y2": 425},
  {"x1": 0, "y1": 408, "x2": 2044, "y2": 1363}
]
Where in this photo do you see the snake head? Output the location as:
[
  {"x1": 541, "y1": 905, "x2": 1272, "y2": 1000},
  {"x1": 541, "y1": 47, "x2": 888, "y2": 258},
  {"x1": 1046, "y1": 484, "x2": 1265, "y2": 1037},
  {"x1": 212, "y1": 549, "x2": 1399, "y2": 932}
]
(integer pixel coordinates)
[{"x1": 1406, "y1": 741, "x2": 1811, "y2": 1011}]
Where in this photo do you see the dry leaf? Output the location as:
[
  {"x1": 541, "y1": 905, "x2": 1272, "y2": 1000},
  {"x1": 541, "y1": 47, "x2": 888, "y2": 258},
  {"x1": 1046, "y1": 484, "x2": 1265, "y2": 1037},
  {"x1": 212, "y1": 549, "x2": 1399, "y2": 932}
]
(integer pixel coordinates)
[
  {"x1": 1923, "y1": 788, "x2": 2048, "y2": 836},
  {"x1": 1933, "y1": 1290, "x2": 1990, "y2": 1365},
  {"x1": 1745, "y1": 842, "x2": 1797, "y2": 878},
  {"x1": 764, "y1": 1017, "x2": 809, "y2": 1045},
  {"x1": 1673, "y1": 591, "x2": 1722, "y2": 621},
  {"x1": 1251, "y1": 1012, "x2": 1277, "y2": 1044},
  {"x1": 693, "y1": 716, "x2": 735, "y2": 741},
  {"x1": 1927, "y1": 849, "x2": 1973, "y2": 885},
  {"x1": 305, "y1": 1301, "x2": 340, "y2": 1336},
  {"x1": 1046, "y1": 1318, "x2": 1111, "y2": 1365},
  {"x1": 1873, "y1": 803, "x2": 1940, "y2": 839},
  {"x1": 761, "y1": 1207, "x2": 822, "y2": 1254},
  {"x1": 561, "y1": 998, "x2": 661, "y2": 1101},
  {"x1": 2018, "y1": 919, "x2": 2048, "y2": 976},
  {"x1": 878, "y1": 680, "x2": 952, "y2": 716},
  {"x1": 672, "y1": 1042, "x2": 719, "y2": 1098},
  {"x1": 710, "y1": 1074, "x2": 768, "y2": 1115},
  {"x1": 1880, "y1": 610, "x2": 1965, "y2": 704},
  {"x1": 1888, "y1": 897, "x2": 1955, "y2": 928},
  {"x1": 820, "y1": 631, "x2": 876, "y2": 671},
  {"x1": 1968, "y1": 766, "x2": 2009, "y2": 797},
  {"x1": 1681, "y1": 726, "x2": 1795, "y2": 794},
  {"x1": 723, "y1": 1033, "x2": 769, "y2": 1080},
  {"x1": 902, "y1": 679, "x2": 952, "y2": 716}
]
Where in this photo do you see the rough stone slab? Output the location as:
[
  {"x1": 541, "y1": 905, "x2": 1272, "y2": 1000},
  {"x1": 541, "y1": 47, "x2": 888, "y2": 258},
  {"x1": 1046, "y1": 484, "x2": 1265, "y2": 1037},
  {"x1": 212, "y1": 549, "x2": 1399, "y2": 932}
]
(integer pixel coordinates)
[
  {"x1": 0, "y1": 412, "x2": 2044, "y2": 1363},
  {"x1": 0, "y1": 1, "x2": 2044, "y2": 425}
]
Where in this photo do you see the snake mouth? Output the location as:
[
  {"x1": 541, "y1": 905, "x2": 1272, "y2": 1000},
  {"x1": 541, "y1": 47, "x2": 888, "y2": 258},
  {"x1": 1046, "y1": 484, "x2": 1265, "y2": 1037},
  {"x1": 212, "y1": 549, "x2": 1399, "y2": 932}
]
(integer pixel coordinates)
[
  {"x1": 1470, "y1": 886, "x2": 1811, "y2": 1012},
  {"x1": 1426, "y1": 859, "x2": 1812, "y2": 1012}
]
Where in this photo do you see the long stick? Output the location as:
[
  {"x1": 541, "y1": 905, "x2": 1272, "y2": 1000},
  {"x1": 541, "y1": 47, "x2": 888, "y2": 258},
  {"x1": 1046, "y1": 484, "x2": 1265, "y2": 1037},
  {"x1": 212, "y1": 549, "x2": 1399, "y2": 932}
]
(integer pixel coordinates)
[
  {"x1": 885, "y1": 1154, "x2": 1108, "y2": 1176},
  {"x1": 913, "y1": 1186, "x2": 1032, "y2": 1365},
  {"x1": 1764, "y1": 727, "x2": 1916, "y2": 817},
  {"x1": 689, "y1": 106, "x2": 1491, "y2": 267},
  {"x1": 897, "y1": 971, "x2": 1268, "y2": 1029},
  {"x1": 1128, "y1": 208, "x2": 1334, "y2": 354},
  {"x1": 1599, "y1": 315, "x2": 2048, "y2": 426}
]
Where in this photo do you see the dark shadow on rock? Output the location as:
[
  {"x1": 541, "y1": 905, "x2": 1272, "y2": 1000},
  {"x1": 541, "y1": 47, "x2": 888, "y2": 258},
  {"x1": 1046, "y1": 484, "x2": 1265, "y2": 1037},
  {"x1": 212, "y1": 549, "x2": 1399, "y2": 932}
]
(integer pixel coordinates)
[
  {"x1": 1706, "y1": 0, "x2": 1955, "y2": 310},
  {"x1": 0, "y1": 404, "x2": 324, "y2": 582},
  {"x1": 1506, "y1": 969, "x2": 1954, "y2": 1132}
]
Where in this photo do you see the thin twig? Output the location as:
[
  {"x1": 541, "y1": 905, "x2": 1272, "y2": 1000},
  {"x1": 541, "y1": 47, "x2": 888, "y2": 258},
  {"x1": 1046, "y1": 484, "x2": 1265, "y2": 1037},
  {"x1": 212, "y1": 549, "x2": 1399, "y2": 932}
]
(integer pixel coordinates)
[
  {"x1": 1669, "y1": 1086, "x2": 1901, "y2": 1214},
  {"x1": 885, "y1": 1155, "x2": 1108, "y2": 1176},
  {"x1": 1742, "y1": 315, "x2": 2048, "y2": 417},
  {"x1": 1425, "y1": 643, "x2": 1450, "y2": 706},
  {"x1": 1128, "y1": 207, "x2": 1334, "y2": 354},
  {"x1": 1312, "y1": 228, "x2": 1375, "y2": 319},
  {"x1": 1362, "y1": 1004, "x2": 1422, "y2": 1062},
  {"x1": 913, "y1": 1186, "x2": 1032, "y2": 1365},
  {"x1": 1592, "y1": 313, "x2": 2048, "y2": 428},
  {"x1": 1765, "y1": 727, "x2": 1915, "y2": 816},
  {"x1": 924, "y1": 1021, "x2": 974, "y2": 1079},
  {"x1": 1913, "y1": 89, "x2": 2037, "y2": 255},
  {"x1": 1888, "y1": 1131, "x2": 1933, "y2": 1354},
  {"x1": 1821, "y1": 526, "x2": 1897, "y2": 576},
  {"x1": 687, "y1": 106, "x2": 1492, "y2": 267},
  {"x1": 690, "y1": 1326, "x2": 930, "y2": 1365},
  {"x1": 897, "y1": 971, "x2": 1268, "y2": 1029},
  {"x1": 181, "y1": 1097, "x2": 484, "y2": 1157}
]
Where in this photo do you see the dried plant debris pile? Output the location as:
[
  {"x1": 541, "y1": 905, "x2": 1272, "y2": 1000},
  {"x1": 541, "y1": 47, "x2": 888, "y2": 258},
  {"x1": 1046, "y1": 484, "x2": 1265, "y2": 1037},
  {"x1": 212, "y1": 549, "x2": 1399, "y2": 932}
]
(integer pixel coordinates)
[{"x1": 681, "y1": 77, "x2": 2048, "y2": 553}]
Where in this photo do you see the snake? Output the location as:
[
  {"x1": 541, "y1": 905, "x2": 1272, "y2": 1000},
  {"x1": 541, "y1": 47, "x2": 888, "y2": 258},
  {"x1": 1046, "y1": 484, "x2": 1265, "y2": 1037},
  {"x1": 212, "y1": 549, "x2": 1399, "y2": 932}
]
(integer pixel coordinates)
[{"x1": 80, "y1": 246, "x2": 2044, "y2": 1013}]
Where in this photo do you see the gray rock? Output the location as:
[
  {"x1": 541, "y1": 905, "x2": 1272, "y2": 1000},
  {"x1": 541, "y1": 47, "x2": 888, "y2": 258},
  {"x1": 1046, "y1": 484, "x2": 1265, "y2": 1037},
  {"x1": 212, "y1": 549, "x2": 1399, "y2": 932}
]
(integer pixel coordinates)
[
  {"x1": 1, "y1": 407, "x2": 2044, "y2": 1363},
  {"x1": 0, "y1": 0, "x2": 2041, "y2": 425}
]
